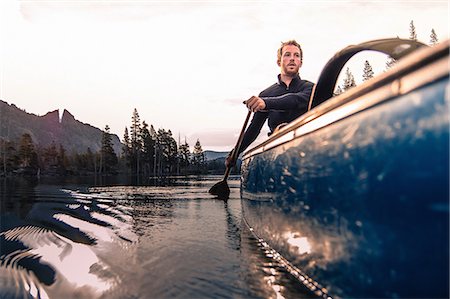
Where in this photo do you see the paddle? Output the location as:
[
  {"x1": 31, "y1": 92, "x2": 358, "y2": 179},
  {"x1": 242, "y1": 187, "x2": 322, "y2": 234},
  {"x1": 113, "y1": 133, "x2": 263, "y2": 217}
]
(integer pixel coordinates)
[{"x1": 209, "y1": 110, "x2": 252, "y2": 200}]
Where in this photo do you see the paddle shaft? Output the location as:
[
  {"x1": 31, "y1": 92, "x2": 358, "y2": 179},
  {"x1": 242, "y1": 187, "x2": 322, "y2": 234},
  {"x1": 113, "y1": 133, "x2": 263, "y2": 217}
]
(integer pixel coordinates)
[{"x1": 223, "y1": 110, "x2": 252, "y2": 181}]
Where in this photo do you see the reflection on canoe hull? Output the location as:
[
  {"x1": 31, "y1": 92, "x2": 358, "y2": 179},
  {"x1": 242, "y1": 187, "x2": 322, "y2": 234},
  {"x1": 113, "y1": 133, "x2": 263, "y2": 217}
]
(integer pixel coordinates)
[{"x1": 241, "y1": 40, "x2": 449, "y2": 298}]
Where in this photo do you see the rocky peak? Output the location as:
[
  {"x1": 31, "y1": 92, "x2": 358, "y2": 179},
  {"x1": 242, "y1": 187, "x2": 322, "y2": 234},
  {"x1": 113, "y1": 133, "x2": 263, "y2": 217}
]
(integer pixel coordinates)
[
  {"x1": 41, "y1": 109, "x2": 60, "y2": 125},
  {"x1": 0, "y1": 100, "x2": 122, "y2": 154},
  {"x1": 61, "y1": 109, "x2": 76, "y2": 124}
]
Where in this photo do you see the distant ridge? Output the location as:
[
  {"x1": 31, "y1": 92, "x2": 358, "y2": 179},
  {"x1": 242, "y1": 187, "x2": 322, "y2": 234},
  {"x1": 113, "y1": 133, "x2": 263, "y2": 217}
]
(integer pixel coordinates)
[
  {"x1": 0, "y1": 100, "x2": 122, "y2": 154},
  {"x1": 204, "y1": 150, "x2": 228, "y2": 161}
]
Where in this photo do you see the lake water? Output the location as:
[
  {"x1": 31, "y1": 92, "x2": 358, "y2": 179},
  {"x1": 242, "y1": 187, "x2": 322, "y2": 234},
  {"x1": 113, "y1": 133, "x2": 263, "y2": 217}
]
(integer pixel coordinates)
[{"x1": 0, "y1": 176, "x2": 316, "y2": 299}]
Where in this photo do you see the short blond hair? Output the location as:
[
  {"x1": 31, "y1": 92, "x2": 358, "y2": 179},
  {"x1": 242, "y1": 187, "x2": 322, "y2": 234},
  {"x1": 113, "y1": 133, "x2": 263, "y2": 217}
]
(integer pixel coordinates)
[{"x1": 277, "y1": 40, "x2": 303, "y2": 65}]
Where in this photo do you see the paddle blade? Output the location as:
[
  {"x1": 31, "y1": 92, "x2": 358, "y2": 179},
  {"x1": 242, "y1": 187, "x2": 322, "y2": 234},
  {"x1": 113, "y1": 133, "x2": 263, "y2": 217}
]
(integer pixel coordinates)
[{"x1": 209, "y1": 180, "x2": 230, "y2": 200}]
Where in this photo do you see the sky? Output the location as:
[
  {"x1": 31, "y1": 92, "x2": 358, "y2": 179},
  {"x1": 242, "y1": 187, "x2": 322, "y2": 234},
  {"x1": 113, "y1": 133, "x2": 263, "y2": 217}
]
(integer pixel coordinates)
[{"x1": 1, "y1": 0, "x2": 448, "y2": 152}]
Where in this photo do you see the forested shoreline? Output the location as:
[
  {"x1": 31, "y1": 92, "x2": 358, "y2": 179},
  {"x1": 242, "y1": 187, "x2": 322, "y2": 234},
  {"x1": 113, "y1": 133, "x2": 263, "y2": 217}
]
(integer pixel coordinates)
[{"x1": 0, "y1": 108, "x2": 232, "y2": 178}]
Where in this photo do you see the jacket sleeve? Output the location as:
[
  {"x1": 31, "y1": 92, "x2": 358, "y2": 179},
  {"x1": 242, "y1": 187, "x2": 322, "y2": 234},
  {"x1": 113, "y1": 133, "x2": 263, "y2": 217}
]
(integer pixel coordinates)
[
  {"x1": 262, "y1": 82, "x2": 313, "y2": 111},
  {"x1": 237, "y1": 111, "x2": 267, "y2": 154}
]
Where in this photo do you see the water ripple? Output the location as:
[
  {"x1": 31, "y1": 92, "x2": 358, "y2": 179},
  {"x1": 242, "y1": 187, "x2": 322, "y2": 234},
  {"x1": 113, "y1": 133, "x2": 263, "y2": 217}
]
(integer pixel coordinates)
[{"x1": 1, "y1": 176, "x2": 316, "y2": 299}]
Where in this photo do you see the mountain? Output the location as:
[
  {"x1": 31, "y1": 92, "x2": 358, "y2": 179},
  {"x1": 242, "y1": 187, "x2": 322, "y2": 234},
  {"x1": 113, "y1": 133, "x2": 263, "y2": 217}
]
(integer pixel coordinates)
[
  {"x1": 204, "y1": 150, "x2": 228, "y2": 161},
  {"x1": 0, "y1": 100, "x2": 122, "y2": 154}
]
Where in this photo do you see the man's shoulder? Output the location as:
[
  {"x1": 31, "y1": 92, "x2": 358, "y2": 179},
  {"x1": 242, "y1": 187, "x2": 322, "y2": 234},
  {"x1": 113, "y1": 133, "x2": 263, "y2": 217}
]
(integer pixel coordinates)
[
  {"x1": 299, "y1": 79, "x2": 315, "y2": 88},
  {"x1": 259, "y1": 83, "x2": 280, "y2": 96}
]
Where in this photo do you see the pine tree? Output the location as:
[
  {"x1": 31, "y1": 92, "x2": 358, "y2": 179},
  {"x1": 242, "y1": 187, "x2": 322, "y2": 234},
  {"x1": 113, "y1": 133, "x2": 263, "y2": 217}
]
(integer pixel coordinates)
[
  {"x1": 167, "y1": 130, "x2": 178, "y2": 173},
  {"x1": 73, "y1": 148, "x2": 95, "y2": 174},
  {"x1": 130, "y1": 109, "x2": 142, "y2": 174},
  {"x1": 334, "y1": 85, "x2": 343, "y2": 96},
  {"x1": 18, "y1": 133, "x2": 38, "y2": 172},
  {"x1": 101, "y1": 125, "x2": 118, "y2": 174},
  {"x1": 150, "y1": 125, "x2": 157, "y2": 176},
  {"x1": 409, "y1": 20, "x2": 417, "y2": 41},
  {"x1": 362, "y1": 60, "x2": 374, "y2": 82},
  {"x1": 178, "y1": 138, "x2": 190, "y2": 174},
  {"x1": 86, "y1": 147, "x2": 95, "y2": 172},
  {"x1": 141, "y1": 121, "x2": 155, "y2": 176},
  {"x1": 58, "y1": 144, "x2": 67, "y2": 173},
  {"x1": 192, "y1": 139, "x2": 205, "y2": 173},
  {"x1": 385, "y1": 56, "x2": 396, "y2": 71},
  {"x1": 149, "y1": 125, "x2": 157, "y2": 140},
  {"x1": 130, "y1": 109, "x2": 141, "y2": 149},
  {"x1": 342, "y1": 67, "x2": 356, "y2": 91},
  {"x1": 154, "y1": 128, "x2": 177, "y2": 175},
  {"x1": 430, "y1": 29, "x2": 438, "y2": 46},
  {"x1": 40, "y1": 142, "x2": 58, "y2": 173},
  {"x1": 0, "y1": 139, "x2": 18, "y2": 174},
  {"x1": 122, "y1": 127, "x2": 131, "y2": 165}
]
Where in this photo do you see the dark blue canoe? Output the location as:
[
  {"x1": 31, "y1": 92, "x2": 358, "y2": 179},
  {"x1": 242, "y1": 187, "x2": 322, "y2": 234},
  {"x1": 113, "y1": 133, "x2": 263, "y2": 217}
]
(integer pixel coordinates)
[{"x1": 241, "y1": 38, "x2": 449, "y2": 298}]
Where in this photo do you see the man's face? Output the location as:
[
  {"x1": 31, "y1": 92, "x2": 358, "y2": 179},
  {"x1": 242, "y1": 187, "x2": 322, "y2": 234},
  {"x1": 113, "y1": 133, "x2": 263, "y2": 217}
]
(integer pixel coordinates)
[{"x1": 278, "y1": 45, "x2": 302, "y2": 76}]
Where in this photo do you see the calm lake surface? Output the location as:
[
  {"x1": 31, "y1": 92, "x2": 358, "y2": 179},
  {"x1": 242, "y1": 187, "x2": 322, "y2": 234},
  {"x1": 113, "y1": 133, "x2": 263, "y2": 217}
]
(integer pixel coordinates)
[{"x1": 0, "y1": 175, "x2": 315, "y2": 299}]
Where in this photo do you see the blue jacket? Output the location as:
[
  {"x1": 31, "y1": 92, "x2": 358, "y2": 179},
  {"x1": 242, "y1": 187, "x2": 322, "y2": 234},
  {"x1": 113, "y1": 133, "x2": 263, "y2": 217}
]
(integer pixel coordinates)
[{"x1": 238, "y1": 74, "x2": 314, "y2": 154}]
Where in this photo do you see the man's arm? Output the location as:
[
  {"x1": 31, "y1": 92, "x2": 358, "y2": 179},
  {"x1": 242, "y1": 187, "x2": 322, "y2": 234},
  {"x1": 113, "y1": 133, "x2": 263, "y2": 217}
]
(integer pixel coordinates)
[
  {"x1": 226, "y1": 111, "x2": 267, "y2": 167},
  {"x1": 263, "y1": 83, "x2": 313, "y2": 111}
]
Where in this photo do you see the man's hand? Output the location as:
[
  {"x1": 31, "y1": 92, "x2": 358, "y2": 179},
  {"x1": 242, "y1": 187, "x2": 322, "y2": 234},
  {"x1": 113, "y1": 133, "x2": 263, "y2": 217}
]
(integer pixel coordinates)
[
  {"x1": 225, "y1": 150, "x2": 236, "y2": 168},
  {"x1": 225, "y1": 155, "x2": 235, "y2": 168},
  {"x1": 245, "y1": 96, "x2": 266, "y2": 112}
]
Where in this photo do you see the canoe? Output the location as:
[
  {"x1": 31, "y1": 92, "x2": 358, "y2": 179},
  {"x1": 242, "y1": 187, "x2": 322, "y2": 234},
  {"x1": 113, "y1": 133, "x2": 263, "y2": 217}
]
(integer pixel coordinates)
[{"x1": 241, "y1": 38, "x2": 449, "y2": 298}]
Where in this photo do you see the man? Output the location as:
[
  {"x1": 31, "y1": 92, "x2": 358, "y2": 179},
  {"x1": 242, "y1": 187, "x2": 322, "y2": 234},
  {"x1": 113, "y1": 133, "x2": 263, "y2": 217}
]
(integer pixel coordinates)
[{"x1": 226, "y1": 40, "x2": 314, "y2": 167}]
